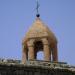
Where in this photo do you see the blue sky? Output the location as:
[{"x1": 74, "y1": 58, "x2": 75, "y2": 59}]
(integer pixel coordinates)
[{"x1": 0, "y1": 0, "x2": 75, "y2": 65}]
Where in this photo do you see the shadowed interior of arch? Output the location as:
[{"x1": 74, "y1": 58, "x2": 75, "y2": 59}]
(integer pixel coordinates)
[{"x1": 34, "y1": 41, "x2": 44, "y2": 60}]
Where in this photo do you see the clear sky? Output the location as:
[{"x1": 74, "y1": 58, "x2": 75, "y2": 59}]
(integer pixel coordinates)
[{"x1": 0, "y1": 0, "x2": 75, "y2": 65}]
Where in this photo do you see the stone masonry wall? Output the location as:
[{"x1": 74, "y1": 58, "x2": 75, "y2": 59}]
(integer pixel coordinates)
[{"x1": 0, "y1": 63, "x2": 75, "y2": 75}]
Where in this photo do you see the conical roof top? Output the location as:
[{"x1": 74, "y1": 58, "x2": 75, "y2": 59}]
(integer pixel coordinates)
[{"x1": 23, "y1": 17, "x2": 57, "y2": 44}]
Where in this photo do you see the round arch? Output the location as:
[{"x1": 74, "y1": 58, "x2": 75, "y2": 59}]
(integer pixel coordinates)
[{"x1": 34, "y1": 40, "x2": 44, "y2": 59}]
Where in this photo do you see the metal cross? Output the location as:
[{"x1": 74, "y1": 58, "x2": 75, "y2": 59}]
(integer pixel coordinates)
[{"x1": 36, "y1": 0, "x2": 40, "y2": 15}]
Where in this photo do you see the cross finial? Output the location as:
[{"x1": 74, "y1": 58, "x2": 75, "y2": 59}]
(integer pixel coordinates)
[{"x1": 36, "y1": 0, "x2": 40, "y2": 17}]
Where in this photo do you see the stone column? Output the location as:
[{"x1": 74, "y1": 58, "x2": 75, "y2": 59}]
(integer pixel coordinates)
[
  {"x1": 27, "y1": 39, "x2": 35, "y2": 60},
  {"x1": 28, "y1": 46, "x2": 34, "y2": 60},
  {"x1": 42, "y1": 38, "x2": 51, "y2": 61},
  {"x1": 22, "y1": 45, "x2": 27, "y2": 64},
  {"x1": 52, "y1": 44, "x2": 58, "y2": 62}
]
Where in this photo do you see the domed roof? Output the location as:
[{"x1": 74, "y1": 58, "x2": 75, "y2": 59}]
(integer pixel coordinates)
[{"x1": 23, "y1": 17, "x2": 57, "y2": 44}]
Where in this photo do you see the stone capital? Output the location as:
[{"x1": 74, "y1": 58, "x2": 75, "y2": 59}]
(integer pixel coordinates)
[
  {"x1": 42, "y1": 38, "x2": 49, "y2": 45},
  {"x1": 27, "y1": 39, "x2": 35, "y2": 47}
]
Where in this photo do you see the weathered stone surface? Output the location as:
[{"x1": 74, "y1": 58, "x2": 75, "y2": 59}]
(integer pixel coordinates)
[
  {"x1": 0, "y1": 61, "x2": 75, "y2": 75},
  {"x1": 22, "y1": 17, "x2": 58, "y2": 63},
  {"x1": 0, "y1": 60, "x2": 75, "y2": 75}
]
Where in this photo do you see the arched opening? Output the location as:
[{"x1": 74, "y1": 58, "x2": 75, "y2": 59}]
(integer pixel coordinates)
[
  {"x1": 37, "y1": 51, "x2": 44, "y2": 60},
  {"x1": 34, "y1": 41, "x2": 44, "y2": 60}
]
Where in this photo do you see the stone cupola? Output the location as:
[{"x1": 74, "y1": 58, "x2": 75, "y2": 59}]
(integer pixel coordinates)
[{"x1": 22, "y1": 17, "x2": 58, "y2": 64}]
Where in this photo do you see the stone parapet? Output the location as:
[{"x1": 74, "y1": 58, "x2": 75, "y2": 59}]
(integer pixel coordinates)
[{"x1": 0, "y1": 61, "x2": 75, "y2": 75}]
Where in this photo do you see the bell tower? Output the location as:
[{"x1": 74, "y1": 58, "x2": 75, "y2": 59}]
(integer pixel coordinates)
[{"x1": 22, "y1": 15, "x2": 58, "y2": 64}]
